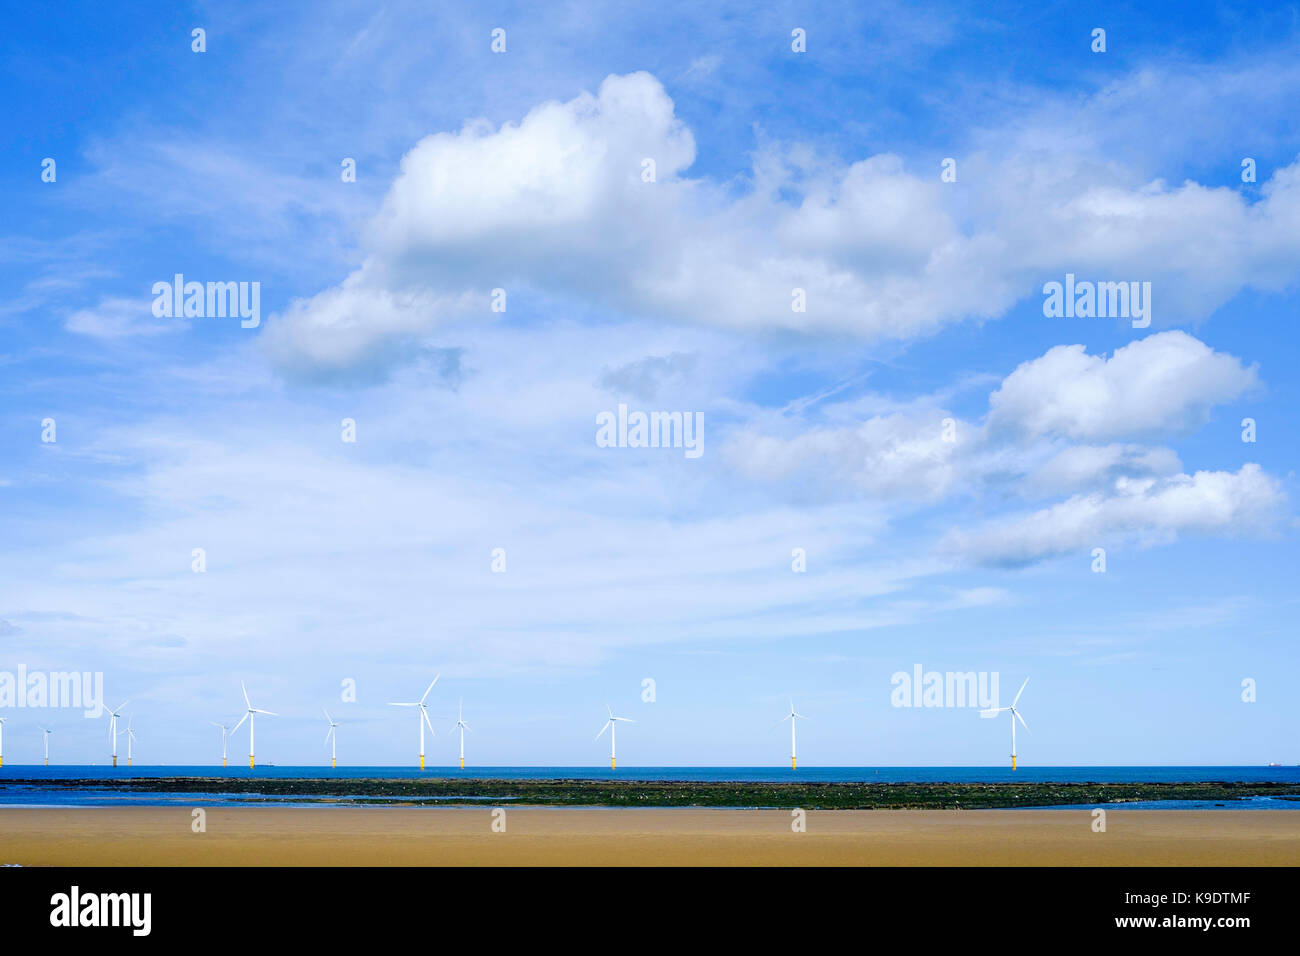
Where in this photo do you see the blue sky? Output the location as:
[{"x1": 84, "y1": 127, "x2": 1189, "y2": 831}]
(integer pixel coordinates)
[{"x1": 1, "y1": 0, "x2": 1298, "y2": 767}]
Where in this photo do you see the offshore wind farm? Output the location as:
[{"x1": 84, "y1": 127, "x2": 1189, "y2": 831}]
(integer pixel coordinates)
[
  {"x1": 0, "y1": 675, "x2": 1296, "y2": 788},
  {"x1": 4, "y1": 680, "x2": 1298, "y2": 867},
  {"x1": 2, "y1": 675, "x2": 1298, "y2": 817}
]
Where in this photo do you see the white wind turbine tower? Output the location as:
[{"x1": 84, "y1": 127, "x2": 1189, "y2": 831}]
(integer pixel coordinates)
[
  {"x1": 231, "y1": 681, "x2": 276, "y2": 769},
  {"x1": 105, "y1": 699, "x2": 129, "y2": 767},
  {"x1": 210, "y1": 722, "x2": 231, "y2": 767},
  {"x1": 595, "y1": 705, "x2": 634, "y2": 770},
  {"x1": 388, "y1": 676, "x2": 439, "y2": 770},
  {"x1": 0, "y1": 716, "x2": 6, "y2": 767},
  {"x1": 39, "y1": 727, "x2": 52, "y2": 766},
  {"x1": 452, "y1": 699, "x2": 471, "y2": 770},
  {"x1": 981, "y1": 677, "x2": 1031, "y2": 770},
  {"x1": 781, "y1": 699, "x2": 808, "y2": 770},
  {"x1": 323, "y1": 708, "x2": 339, "y2": 768},
  {"x1": 118, "y1": 716, "x2": 137, "y2": 768}
]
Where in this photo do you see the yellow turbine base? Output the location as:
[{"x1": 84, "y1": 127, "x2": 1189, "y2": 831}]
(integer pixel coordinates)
[
  {"x1": 792, "y1": 757, "x2": 797, "y2": 770},
  {"x1": 222, "y1": 758, "x2": 227, "y2": 767},
  {"x1": 45, "y1": 759, "x2": 49, "y2": 766},
  {"x1": 0, "y1": 756, "x2": 3, "y2": 767},
  {"x1": 420, "y1": 755, "x2": 425, "y2": 770},
  {"x1": 460, "y1": 757, "x2": 464, "y2": 769},
  {"x1": 112, "y1": 756, "x2": 117, "y2": 768},
  {"x1": 128, "y1": 759, "x2": 132, "y2": 767},
  {"x1": 332, "y1": 758, "x2": 336, "y2": 768},
  {"x1": 1011, "y1": 755, "x2": 1017, "y2": 770},
  {"x1": 250, "y1": 756, "x2": 255, "y2": 769},
  {"x1": 611, "y1": 757, "x2": 616, "y2": 770}
]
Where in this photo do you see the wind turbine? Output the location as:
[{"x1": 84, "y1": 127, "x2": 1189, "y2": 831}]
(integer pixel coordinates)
[
  {"x1": 210, "y1": 722, "x2": 231, "y2": 767},
  {"x1": 451, "y1": 699, "x2": 471, "y2": 769},
  {"x1": 595, "y1": 705, "x2": 634, "y2": 770},
  {"x1": 981, "y1": 677, "x2": 1031, "y2": 770},
  {"x1": 105, "y1": 699, "x2": 129, "y2": 767},
  {"x1": 231, "y1": 682, "x2": 276, "y2": 769},
  {"x1": 118, "y1": 716, "x2": 137, "y2": 768},
  {"x1": 0, "y1": 716, "x2": 6, "y2": 767},
  {"x1": 388, "y1": 676, "x2": 439, "y2": 770},
  {"x1": 323, "y1": 708, "x2": 339, "y2": 768},
  {"x1": 39, "y1": 727, "x2": 51, "y2": 766},
  {"x1": 781, "y1": 699, "x2": 808, "y2": 770}
]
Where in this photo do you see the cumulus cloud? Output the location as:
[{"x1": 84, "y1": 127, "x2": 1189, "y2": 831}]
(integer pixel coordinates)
[
  {"x1": 266, "y1": 280, "x2": 474, "y2": 381},
  {"x1": 945, "y1": 464, "x2": 1283, "y2": 566},
  {"x1": 726, "y1": 331, "x2": 1269, "y2": 539},
  {"x1": 726, "y1": 412, "x2": 965, "y2": 501},
  {"x1": 1017, "y1": 443, "x2": 1182, "y2": 497},
  {"x1": 264, "y1": 71, "x2": 1300, "y2": 376},
  {"x1": 988, "y1": 331, "x2": 1258, "y2": 440}
]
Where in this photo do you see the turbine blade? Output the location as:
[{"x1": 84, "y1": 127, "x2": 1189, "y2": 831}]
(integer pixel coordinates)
[
  {"x1": 595, "y1": 720, "x2": 610, "y2": 740},
  {"x1": 421, "y1": 708, "x2": 436, "y2": 736},
  {"x1": 253, "y1": 709, "x2": 276, "y2": 716},
  {"x1": 420, "y1": 676, "x2": 440, "y2": 705},
  {"x1": 1015, "y1": 710, "x2": 1030, "y2": 733},
  {"x1": 323, "y1": 708, "x2": 332, "y2": 723},
  {"x1": 232, "y1": 713, "x2": 248, "y2": 733},
  {"x1": 389, "y1": 702, "x2": 417, "y2": 707},
  {"x1": 241, "y1": 681, "x2": 251, "y2": 710},
  {"x1": 325, "y1": 728, "x2": 334, "y2": 746},
  {"x1": 979, "y1": 708, "x2": 1006, "y2": 718},
  {"x1": 1012, "y1": 677, "x2": 1030, "y2": 708}
]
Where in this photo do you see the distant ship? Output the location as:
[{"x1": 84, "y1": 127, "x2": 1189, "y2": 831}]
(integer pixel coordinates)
[{"x1": 1267, "y1": 762, "x2": 1282, "y2": 767}]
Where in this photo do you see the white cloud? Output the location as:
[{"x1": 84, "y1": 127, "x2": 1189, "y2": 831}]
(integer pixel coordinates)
[
  {"x1": 263, "y1": 71, "x2": 1300, "y2": 376},
  {"x1": 264, "y1": 279, "x2": 474, "y2": 380},
  {"x1": 65, "y1": 297, "x2": 181, "y2": 338},
  {"x1": 1017, "y1": 443, "x2": 1182, "y2": 497},
  {"x1": 725, "y1": 412, "x2": 964, "y2": 501},
  {"x1": 724, "y1": 332, "x2": 1270, "y2": 541},
  {"x1": 945, "y1": 464, "x2": 1284, "y2": 566},
  {"x1": 988, "y1": 331, "x2": 1258, "y2": 440}
]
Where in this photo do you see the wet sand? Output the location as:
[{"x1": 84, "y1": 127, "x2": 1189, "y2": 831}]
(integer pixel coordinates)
[{"x1": 2, "y1": 807, "x2": 1298, "y2": 865}]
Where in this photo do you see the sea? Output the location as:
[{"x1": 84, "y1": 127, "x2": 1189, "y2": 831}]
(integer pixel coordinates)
[{"x1": 0, "y1": 765, "x2": 1297, "y2": 808}]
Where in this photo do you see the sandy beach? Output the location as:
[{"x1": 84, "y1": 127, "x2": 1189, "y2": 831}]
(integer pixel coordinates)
[{"x1": 1, "y1": 807, "x2": 1297, "y2": 866}]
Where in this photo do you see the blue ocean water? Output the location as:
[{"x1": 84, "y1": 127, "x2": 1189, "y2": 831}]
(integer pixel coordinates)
[{"x1": 0, "y1": 765, "x2": 1296, "y2": 807}]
